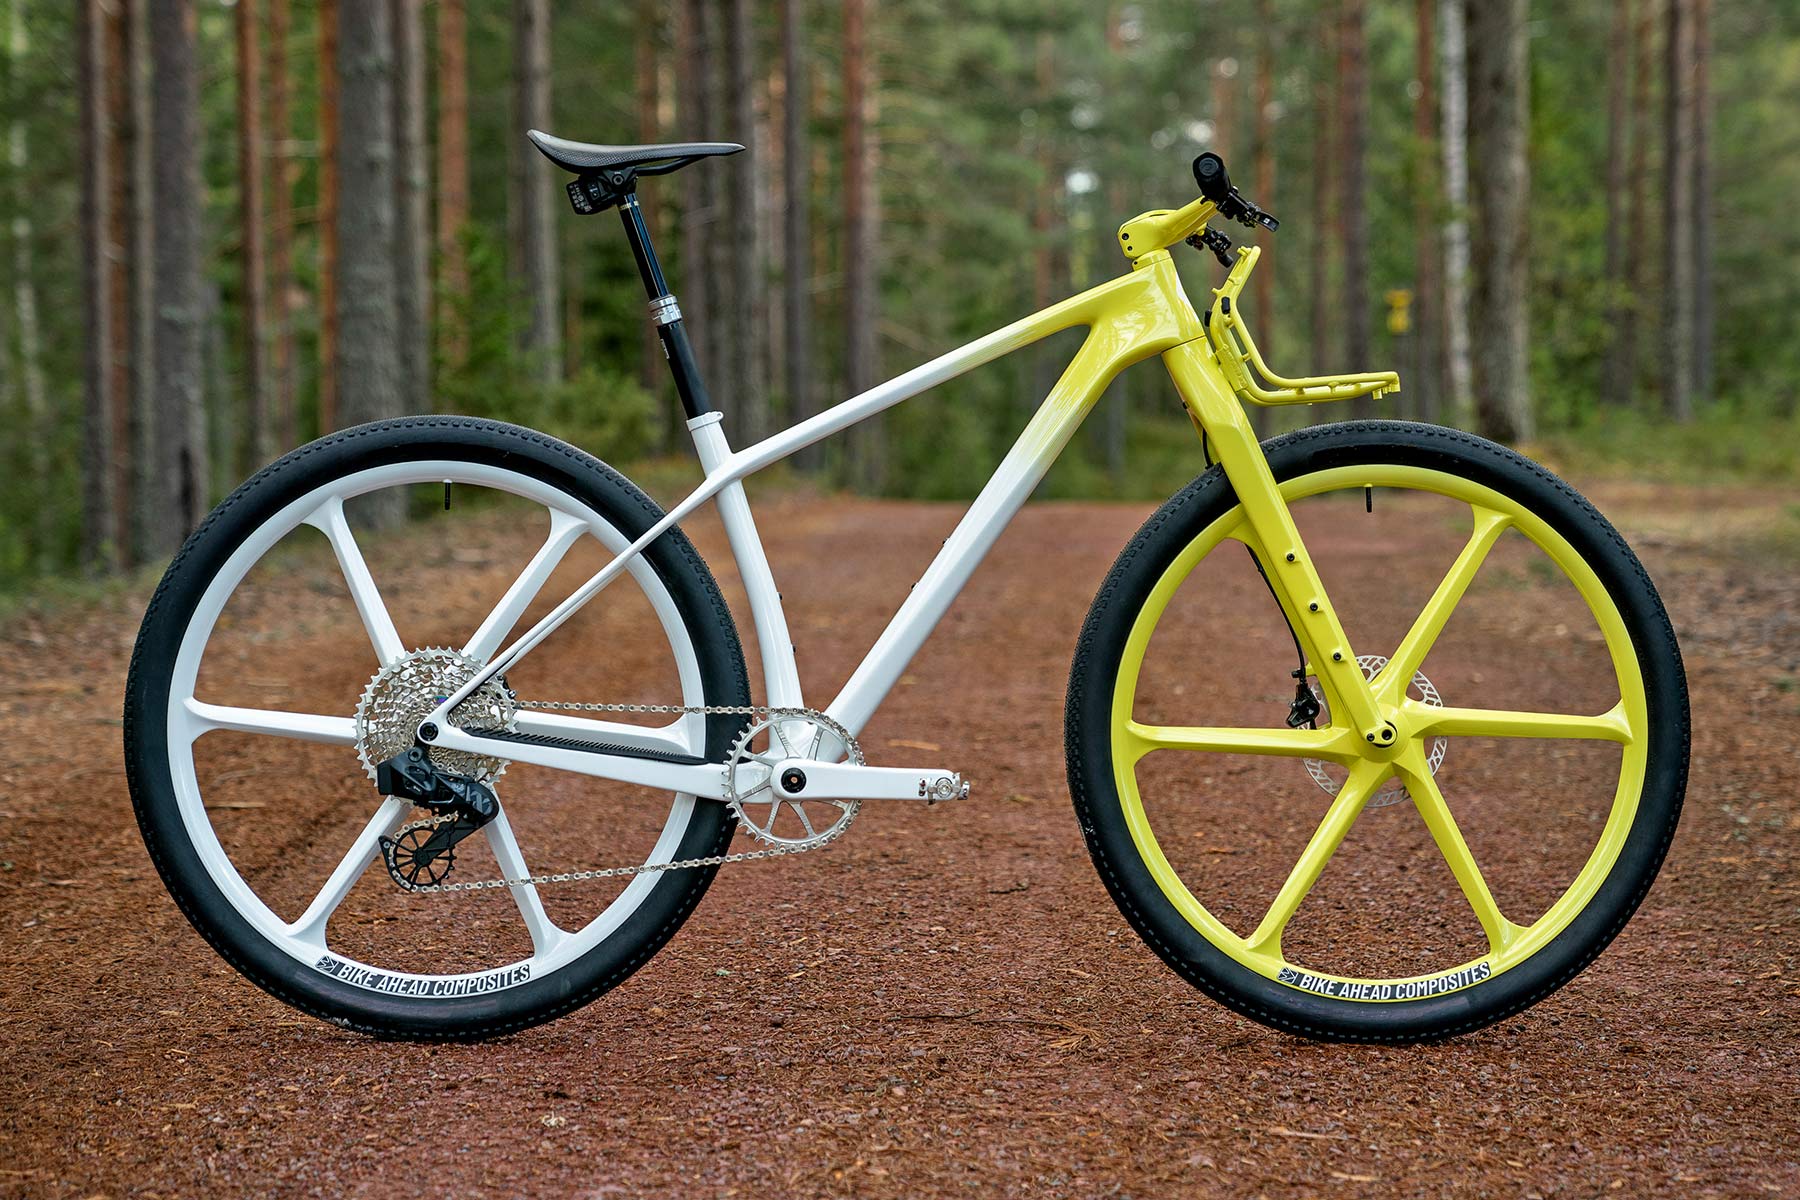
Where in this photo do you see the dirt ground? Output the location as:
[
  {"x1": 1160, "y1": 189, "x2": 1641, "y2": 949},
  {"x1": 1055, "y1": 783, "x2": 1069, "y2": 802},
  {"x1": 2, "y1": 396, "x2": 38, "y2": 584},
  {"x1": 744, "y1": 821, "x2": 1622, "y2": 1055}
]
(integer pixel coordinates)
[{"x1": 3, "y1": 476, "x2": 1799, "y2": 1198}]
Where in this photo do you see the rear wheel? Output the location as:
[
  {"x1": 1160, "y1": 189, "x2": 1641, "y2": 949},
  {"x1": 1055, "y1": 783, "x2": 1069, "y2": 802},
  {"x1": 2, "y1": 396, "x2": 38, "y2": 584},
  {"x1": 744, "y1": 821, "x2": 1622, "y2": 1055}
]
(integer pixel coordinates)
[
  {"x1": 125, "y1": 417, "x2": 750, "y2": 1040},
  {"x1": 1066, "y1": 422, "x2": 1688, "y2": 1042}
]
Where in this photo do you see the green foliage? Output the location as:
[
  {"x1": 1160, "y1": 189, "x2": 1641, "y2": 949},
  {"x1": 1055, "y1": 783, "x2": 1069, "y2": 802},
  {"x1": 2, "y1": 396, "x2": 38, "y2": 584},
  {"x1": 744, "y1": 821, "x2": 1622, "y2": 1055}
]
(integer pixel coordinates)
[
  {"x1": 433, "y1": 225, "x2": 655, "y2": 462},
  {"x1": 1534, "y1": 405, "x2": 1800, "y2": 486}
]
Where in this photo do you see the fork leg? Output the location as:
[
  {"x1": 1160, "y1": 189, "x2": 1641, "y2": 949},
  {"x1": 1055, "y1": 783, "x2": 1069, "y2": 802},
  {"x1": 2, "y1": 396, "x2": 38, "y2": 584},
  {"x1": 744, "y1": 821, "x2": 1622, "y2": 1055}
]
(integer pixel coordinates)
[{"x1": 1161, "y1": 340, "x2": 1396, "y2": 748}]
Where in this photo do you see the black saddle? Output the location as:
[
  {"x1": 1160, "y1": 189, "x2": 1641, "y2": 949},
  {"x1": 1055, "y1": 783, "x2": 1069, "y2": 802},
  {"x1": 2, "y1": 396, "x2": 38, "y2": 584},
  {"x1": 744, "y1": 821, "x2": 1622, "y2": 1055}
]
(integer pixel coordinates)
[{"x1": 526, "y1": 130, "x2": 743, "y2": 177}]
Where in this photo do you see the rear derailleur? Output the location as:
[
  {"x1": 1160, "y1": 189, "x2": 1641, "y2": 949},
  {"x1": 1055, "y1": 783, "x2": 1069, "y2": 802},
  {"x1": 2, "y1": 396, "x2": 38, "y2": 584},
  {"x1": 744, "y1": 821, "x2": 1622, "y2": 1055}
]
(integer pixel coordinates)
[{"x1": 373, "y1": 746, "x2": 499, "y2": 891}]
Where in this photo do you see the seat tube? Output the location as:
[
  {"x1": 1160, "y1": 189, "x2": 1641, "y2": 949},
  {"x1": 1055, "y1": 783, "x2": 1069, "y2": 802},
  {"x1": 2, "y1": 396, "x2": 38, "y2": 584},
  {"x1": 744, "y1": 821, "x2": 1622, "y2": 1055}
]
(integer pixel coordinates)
[
  {"x1": 686, "y1": 415, "x2": 805, "y2": 709},
  {"x1": 1162, "y1": 340, "x2": 1397, "y2": 748}
]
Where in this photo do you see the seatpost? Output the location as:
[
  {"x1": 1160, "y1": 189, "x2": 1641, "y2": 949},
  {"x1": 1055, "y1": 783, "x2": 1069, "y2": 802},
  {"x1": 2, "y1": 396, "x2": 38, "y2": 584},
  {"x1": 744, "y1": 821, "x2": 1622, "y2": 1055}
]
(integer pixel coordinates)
[{"x1": 618, "y1": 194, "x2": 714, "y2": 421}]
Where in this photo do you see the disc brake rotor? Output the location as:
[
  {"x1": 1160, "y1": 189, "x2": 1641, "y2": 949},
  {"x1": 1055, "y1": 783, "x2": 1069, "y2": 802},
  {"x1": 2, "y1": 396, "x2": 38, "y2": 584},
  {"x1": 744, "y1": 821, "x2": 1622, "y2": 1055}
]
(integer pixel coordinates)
[{"x1": 1303, "y1": 653, "x2": 1447, "y2": 808}]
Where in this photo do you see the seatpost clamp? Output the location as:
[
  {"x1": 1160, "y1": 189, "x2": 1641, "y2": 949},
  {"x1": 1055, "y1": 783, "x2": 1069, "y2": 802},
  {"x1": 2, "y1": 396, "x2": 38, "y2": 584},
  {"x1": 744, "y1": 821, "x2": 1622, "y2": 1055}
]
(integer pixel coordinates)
[{"x1": 648, "y1": 294, "x2": 683, "y2": 326}]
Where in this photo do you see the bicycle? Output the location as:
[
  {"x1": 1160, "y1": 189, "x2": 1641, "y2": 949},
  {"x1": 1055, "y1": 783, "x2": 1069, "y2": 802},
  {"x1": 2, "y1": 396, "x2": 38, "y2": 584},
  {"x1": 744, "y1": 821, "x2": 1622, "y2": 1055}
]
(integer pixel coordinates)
[{"x1": 124, "y1": 133, "x2": 1689, "y2": 1043}]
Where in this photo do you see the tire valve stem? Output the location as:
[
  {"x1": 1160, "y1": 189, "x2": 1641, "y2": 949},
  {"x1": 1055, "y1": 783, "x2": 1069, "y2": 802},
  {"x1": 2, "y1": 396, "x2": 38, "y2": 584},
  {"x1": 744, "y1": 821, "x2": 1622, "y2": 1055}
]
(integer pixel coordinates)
[
  {"x1": 444, "y1": 480, "x2": 453, "y2": 511},
  {"x1": 1365, "y1": 485, "x2": 1373, "y2": 514}
]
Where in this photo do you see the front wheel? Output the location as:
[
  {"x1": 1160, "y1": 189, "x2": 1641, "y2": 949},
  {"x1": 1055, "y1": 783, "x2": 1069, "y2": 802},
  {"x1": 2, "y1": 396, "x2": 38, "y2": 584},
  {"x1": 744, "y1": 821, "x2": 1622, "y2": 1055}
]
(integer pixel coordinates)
[{"x1": 1066, "y1": 421, "x2": 1688, "y2": 1042}]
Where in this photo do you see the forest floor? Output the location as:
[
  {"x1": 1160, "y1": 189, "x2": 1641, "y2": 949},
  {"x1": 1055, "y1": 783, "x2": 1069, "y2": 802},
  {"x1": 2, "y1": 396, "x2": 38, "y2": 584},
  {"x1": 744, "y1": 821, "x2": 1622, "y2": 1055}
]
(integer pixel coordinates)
[{"x1": 3, "y1": 477, "x2": 1799, "y2": 1198}]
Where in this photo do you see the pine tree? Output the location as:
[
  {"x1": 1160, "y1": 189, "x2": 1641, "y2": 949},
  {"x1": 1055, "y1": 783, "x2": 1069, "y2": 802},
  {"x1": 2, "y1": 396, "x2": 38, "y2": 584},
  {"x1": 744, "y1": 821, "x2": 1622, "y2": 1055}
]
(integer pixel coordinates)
[
  {"x1": 79, "y1": 0, "x2": 120, "y2": 569},
  {"x1": 392, "y1": 0, "x2": 429, "y2": 414},
  {"x1": 1466, "y1": 0, "x2": 1532, "y2": 442},
  {"x1": 146, "y1": 0, "x2": 210, "y2": 554},
  {"x1": 334, "y1": 0, "x2": 403, "y2": 523},
  {"x1": 512, "y1": 0, "x2": 560, "y2": 391},
  {"x1": 236, "y1": 0, "x2": 269, "y2": 467}
]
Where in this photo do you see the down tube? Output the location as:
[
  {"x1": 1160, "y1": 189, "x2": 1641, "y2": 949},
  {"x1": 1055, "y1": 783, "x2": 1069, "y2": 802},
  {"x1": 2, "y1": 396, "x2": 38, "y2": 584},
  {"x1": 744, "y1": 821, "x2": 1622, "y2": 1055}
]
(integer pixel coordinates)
[{"x1": 824, "y1": 332, "x2": 1126, "y2": 737}]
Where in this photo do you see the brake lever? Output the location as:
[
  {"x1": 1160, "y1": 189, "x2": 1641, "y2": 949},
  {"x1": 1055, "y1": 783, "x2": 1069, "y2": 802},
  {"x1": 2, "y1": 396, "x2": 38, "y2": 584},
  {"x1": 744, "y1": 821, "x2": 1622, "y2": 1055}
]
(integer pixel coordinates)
[{"x1": 1222, "y1": 189, "x2": 1280, "y2": 232}]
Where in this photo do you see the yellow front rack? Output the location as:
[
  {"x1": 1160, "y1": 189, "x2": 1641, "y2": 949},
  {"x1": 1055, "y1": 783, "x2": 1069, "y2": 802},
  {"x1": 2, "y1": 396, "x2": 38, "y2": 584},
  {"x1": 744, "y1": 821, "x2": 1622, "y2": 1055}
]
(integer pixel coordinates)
[{"x1": 1205, "y1": 244, "x2": 1400, "y2": 407}]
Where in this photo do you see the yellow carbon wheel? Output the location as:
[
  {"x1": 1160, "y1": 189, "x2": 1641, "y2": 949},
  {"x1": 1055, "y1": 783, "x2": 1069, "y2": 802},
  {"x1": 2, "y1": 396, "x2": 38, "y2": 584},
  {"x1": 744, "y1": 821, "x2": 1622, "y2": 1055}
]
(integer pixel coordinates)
[{"x1": 1066, "y1": 423, "x2": 1688, "y2": 1042}]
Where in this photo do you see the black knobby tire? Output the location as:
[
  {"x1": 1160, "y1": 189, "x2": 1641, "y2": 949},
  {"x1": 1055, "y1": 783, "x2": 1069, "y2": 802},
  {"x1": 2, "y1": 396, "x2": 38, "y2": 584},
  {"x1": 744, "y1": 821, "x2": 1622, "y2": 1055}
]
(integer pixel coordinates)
[
  {"x1": 1065, "y1": 421, "x2": 1689, "y2": 1043},
  {"x1": 125, "y1": 417, "x2": 751, "y2": 1040}
]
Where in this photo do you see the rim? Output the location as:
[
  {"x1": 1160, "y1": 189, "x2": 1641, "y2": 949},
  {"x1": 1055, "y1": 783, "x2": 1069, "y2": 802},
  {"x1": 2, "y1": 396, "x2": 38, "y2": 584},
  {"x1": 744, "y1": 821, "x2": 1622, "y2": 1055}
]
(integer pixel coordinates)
[
  {"x1": 162, "y1": 459, "x2": 710, "y2": 994},
  {"x1": 1109, "y1": 465, "x2": 1651, "y2": 1000}
]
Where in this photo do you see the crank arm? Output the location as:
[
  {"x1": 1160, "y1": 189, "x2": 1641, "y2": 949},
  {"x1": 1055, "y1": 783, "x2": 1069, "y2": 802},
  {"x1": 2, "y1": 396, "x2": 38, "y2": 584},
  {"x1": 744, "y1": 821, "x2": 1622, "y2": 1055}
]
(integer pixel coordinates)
[{"x1": 770, "y1": 759, "x2": 969, "y2": 804}]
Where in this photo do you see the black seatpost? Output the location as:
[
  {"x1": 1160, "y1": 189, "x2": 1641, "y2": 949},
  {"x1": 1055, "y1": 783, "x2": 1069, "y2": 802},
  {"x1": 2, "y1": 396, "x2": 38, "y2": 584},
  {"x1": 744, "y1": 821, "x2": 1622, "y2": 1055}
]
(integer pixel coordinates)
[{"x1": 617, "y1": 193, "x2": 714, "y2": 421}]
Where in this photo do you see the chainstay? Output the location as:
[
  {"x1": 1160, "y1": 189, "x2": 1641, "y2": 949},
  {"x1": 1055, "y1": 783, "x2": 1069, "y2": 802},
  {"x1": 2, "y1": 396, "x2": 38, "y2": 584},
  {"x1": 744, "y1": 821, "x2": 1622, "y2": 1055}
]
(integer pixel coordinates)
[{"x1": 389, "y1": 703, "x2": 859, "y2": 895}]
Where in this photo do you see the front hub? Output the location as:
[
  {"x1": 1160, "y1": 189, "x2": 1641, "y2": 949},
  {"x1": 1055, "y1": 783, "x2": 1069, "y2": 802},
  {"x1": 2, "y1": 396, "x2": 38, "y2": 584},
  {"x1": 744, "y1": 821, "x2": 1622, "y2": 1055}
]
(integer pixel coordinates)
[{"x1": 1304, "y1": 654, "x2": 1447, "y2": 808}]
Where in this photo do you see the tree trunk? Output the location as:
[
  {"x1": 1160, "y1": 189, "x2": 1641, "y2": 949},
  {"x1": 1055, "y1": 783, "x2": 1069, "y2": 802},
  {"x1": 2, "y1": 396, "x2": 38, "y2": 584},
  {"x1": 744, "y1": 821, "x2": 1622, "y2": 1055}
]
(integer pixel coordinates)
[
  {"x1": 1691, "y1": 0, "x2": 1713, "y2": 400},
  {"x1": 725, "y1": 0, "x2": 763, "y2": 439},
  {"x1": 1661, "y1": 0, "x2": 1696, "y2": 422},
  {"x1": 1252, "y1": 0, "x2": 1276, "y2": 363},
  {"x1": 267, "y1": 0, "x2": 296, "y2": 450},
  {"x1": 107, "y1": 0, "x2": 137, "y2": 564},
  {"x1": 1437, "y1": 0, "x2": 1472, "y2": 429},
  {"x1": 392, "y1": 0, "x2": 428, "y2": 414},
  {"x1": 676, "y1": 0, "x2": 715, "y2": 386},
  {"x1": 7, "y1": 1, "x2": 50, "y2": 567},
  {"x1": 1600, "y1": 0, "x2": 1634, "y2": 409},
  {"x1": 1411, "y1": 0, "x2": 1441, "y2": 423},
  {"x1": 1621, "y1": 0, "x2": 1653, "y2": 414},
  {"x1": 1338, "y1": 0, "x2": 1372, "y2": 419},
  {"x1": 335, "y1": 0, "x2": 403, "y2": 529},
  {"x1": 435, "y1": 0, "x2": 468, "y2": 367},
  {"x1": 127, "y1": 0, "x2": 157, "y2": 557},
  {"x1": 317, "y1": 0, "x2": 339, "y2": 431},
  {"x1": 843, "y1": 0, "x2": 882, "y2": 489},
  {"x1": 781, "y1": 0, "x2": 818, "y2": 469},
  {"x1": 513, "y1": 0, "x2": 560, "y2": 391},
  {"x1": 80, "y1": 0, "x2": 120, "y2": 571},
  {"x1": 1465, "y1": 0, "x2": 1532, "y2": 443},
  {"x1": 1308, "y1": 16, "x2": 1336, "y2": 423},
  {"x1": 236, "y1": 0, "x2": 269, "y2": 468},
  {"x1": 635, "y1": 0, "x2": 663, "y2": 403},
  {"x1": 699, "y1": 0, "x2": 730, "y2": 415},
  {"x1": 146, "y1": 0, "x2": 210, "y2": 555}
]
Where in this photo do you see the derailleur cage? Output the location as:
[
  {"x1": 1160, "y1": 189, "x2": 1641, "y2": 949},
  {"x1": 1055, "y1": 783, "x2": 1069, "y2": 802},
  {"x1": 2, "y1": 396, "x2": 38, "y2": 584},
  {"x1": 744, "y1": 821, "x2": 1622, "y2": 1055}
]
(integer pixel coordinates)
[{"x1": 374, "y1": 746, "x2": 501, "y2": 890}]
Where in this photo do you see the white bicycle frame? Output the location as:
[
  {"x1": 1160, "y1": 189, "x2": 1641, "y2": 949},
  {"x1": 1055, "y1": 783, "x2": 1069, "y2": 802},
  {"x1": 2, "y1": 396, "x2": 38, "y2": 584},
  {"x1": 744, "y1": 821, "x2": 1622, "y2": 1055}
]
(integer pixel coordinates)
[{"x1": 426, "y1": 250, "x2": 1209, "y2": 800}]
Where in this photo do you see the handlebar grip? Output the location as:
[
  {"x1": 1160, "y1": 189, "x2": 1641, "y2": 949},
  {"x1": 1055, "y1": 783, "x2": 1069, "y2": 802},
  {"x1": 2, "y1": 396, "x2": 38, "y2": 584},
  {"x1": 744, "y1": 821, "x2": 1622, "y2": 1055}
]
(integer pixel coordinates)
[{"x1": 1194, "y1": 153, "x2": 1231, "y2": 203}]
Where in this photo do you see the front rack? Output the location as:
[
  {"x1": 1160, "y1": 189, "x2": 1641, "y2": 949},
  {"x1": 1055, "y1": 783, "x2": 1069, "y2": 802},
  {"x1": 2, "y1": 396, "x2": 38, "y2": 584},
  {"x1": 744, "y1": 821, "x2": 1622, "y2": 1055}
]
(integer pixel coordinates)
[{"x1": 1205, "y1": 244, "x2": 1400, "y2": 407}]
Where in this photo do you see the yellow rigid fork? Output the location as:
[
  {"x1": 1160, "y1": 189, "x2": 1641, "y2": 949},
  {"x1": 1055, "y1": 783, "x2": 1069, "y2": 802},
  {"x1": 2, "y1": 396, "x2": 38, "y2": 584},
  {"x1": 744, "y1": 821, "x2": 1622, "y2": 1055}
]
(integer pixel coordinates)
[{"x1": 1121, "y1": 193, "x2": 1403, "y2": 749}]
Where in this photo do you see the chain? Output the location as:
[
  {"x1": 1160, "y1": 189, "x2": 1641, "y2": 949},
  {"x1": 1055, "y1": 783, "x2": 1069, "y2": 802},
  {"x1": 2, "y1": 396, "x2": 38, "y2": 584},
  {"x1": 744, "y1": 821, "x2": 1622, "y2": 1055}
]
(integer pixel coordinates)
[{"x1": 385, "y1": 702, "x2": 859, "y2": 895}]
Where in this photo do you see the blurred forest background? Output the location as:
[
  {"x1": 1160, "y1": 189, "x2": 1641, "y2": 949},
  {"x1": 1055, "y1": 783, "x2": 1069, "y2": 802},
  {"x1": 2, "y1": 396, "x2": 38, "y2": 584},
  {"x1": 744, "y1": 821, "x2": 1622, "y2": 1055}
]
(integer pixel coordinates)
[{"x1": 3, "y1": 0, "x2": 1796, "y2": 583}]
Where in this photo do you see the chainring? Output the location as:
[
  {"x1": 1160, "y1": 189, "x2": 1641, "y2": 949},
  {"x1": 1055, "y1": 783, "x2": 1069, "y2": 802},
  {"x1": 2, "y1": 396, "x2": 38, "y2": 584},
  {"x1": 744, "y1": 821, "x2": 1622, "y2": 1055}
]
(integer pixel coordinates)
[{"x1": 724, "y1": 711, "x2": 863, "y2": 849}]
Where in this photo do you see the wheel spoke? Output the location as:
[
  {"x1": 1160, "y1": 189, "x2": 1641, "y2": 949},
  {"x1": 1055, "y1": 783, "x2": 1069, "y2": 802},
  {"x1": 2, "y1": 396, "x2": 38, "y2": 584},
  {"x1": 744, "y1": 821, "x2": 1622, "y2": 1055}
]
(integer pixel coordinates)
[
  {"x1": 482, "y1": 802, "x2": 567, "y2": 956},
  {"x1": 284, "y1": 797, "x2": 412, "y2": 948},
  {"x1": 1412, "y1": 701, "x2": 1632, "y2": 743},
  {"x1": 1244, "y1": 759, "x2": 1391, "y2": 956},
  {"x1": 1396, "y1": 747, "x2": 1523, "y2": 954},
  {"x1": 463, "y1": 509, "x2": 588, "y2": 663},
  {"x1": 1124, "y1": 720, "x2": 1359, "y2": 764},
  {"x1": 305, "y1": 496, "x2": 406, "y2": 665},
  {"x1": 1379, "y1": 506, "x2": 1512, "y2": 700},
  {"x1": 183, "y1": 698, "x2": 359, "y2": 746}
]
